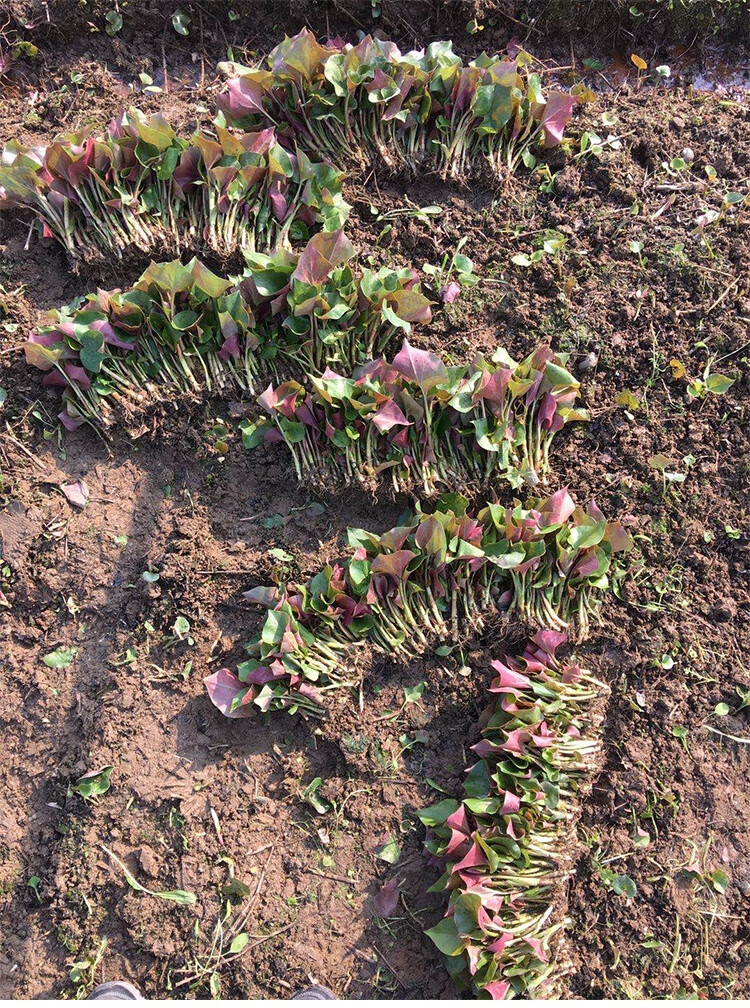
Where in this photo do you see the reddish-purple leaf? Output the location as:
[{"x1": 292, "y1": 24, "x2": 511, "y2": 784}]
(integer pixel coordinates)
[
  {"x1": 292, "y1": 229, "x2": 353, "y2": 286},
  {"x1": 371, "y1": 550, "x2": 416, "y2": 578},
  {"x1": 204, "y1": 668, "x2": 254, "y2": 718},
  {"x1": 392, "y1": 338, "x2": 448, "y2": 390},
  {"x1": 439, "y1": 281, "x2": 461, "y2": 304},
  {"x1": 372, "y1": 877, "x2": 400, "y2": 918},
  {"x1": 540, "y1": 91, "x2": 576, "y2": 148},
  {"x1": 539, "y1": 487, "x2": 576, "y2": 526},
  {"x1": 61, "y1": 480, "x2": 89, "y2": 509},
  {"x1": 371, "y1": 399, "x2": 413, "y2": 433}
]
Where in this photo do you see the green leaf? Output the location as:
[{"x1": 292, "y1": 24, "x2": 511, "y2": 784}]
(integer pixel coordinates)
[
  {"x1": 43, "y1": 646, "x2": 77, "y2": 668},
  {"x1": 705, "y1": 374, "x2": 734, "y2": 395},
  {"x1": 171, "y1": 9, "x2": 190, "y2": 34},
  {"x1": 229, "y1": 933, "x2": 250, "y2": 954},
  {"x1": 104, "y1": 10, "x2": 123, "y2": 35},
  {"x1": 425, "y1": 917, "x2": 465, "y2": 955},
  {"x1": 79, "y1": 334, "x2": 105, "y2": 374},
  {"x1": 710, "y1": 869, "x2": 728, "y2": 894},
  {"x1": 611, "y1": 874, "x2": 637, "y2": 898},
  {"x1": 302, "y1": 777, "x2": 330, "y2": 815},
  {"x1": 417, "y1": 799, "x2": 459, "y2": 826},
  {"x1": 403, "y1": 681, "x2": 426, "y2": 705},
  {"x1": 374, "y1": 834, "x2": 401, "y2": 864},
  {"x1": 72, "y1": 766, "x2": 112, "y2": 800},
  {"x1": 101, "y1": 845, "x2": 197, "y2": 904}
]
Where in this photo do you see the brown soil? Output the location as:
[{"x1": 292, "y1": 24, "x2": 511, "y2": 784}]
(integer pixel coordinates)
[{"x1": 1, "y1": 2, "x2": 749, "y2": 1001}]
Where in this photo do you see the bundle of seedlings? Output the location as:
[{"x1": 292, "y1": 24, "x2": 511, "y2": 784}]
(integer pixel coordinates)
[
  {"x1": 0, "y1": 108, "x2": 349, "y2": 260},
  {"x1": 238, "y1": 230, "x2": 432, "y2": 371},
  {"x1": 420, "y1": 630, "x2": 609, "y2": 998},
  {"x1": 204, "y1": 490, "x2": 630, "y2": 719},
  {"x1": 241, "y1": 339, "x2": 587, "y2": 495},
  {"x1": 23, "y1": 231, "x2": 431, "y2": 431},
  {"x1": 216, "y1": 29, "x2": 582, "y2": 178}
]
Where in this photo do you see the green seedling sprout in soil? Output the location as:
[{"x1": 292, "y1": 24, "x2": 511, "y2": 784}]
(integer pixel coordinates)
[
  {"x1": 243, "y1": 339, "x2": 587, "y2": 498},
  {"x1": 27, "y1": 875, "x2": 42, "y2": 902},
  {"x1": 69, "y1": 939, "x2": 108, "y2": 999},
  {"x1": 23, "y1": 231, "x2": 433, "y2": 432},
  {"x1": 422, "y1": 236, "x2": 479, "y2": 305},
  {"x1": 419, "y1": 631, "x2": 609, "y2": 998},
  {"x1": 171, "y1": 854, "x2": 286, "y2": 996},
  {"x1": 205, "y1": 488, "x2": 632, "y2": 720},
  {"x1": 69, "y1": 766, "x2": 113, "y2": 801},
  {"x1": 668, "y1": 356, "x2": 735, "y2": 400},
  {"x1": 0, "y1": 109, "x2": 350, "y2": 261},
  {"x1": 216, "y1": 30, "x2": 587, "y2": 180}
]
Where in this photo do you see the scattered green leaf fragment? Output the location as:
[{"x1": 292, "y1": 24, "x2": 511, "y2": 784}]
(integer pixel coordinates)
[
  {"x1": 611, "y1": 874, "x2": 637, "y2": 897},
  {"x1": 403, "y1": 681, "x2": 426, "y2": 705},
  {"x1": 43, "y1": 645, "x2": 78, "y2": 668},
  {"x1": 710, "y1": 869, "x2": 728, "y2": 894},
  {"x1": 229, "y1": 933, "x2": 250, "y2": 954},
  {"x1": 260, "y1": 514, "x2": 285, "y2": 529},
  {"x1": 113, "y1": 534, "x2": 128, "y2": 546},
  {"x1": 101, "y1": 844, "x2": 197, "y2": 904},
  {"x1": 714, "y1": 702, "x2": 730, "y2": 717},
  {"x1": 104, "y1": 10, "x2": 123, "y2": 35},
  {"x1": 172, "y1": 9, "x2": 190, "y2": 34},
  {"x1": 141, "y1": 570, "x2": 160, "y2": 583},
  {"x1": 672, "y1": 725, "x2": 690, "y2": 754},
  {"x1": 374, "y1": 834, "x2": 401, "y2": 864},
  {"x1": 301, "y1": 777, "x2": 331, "y2": 815},
  {"x1": 27, "y1": 876, "x2": 42, "y2": 901}
]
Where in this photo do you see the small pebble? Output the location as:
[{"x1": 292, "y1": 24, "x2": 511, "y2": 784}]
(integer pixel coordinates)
[
  {"x1": 681, "y1": 146, "x2": 695, "y2": 164},
  {"x1": 578, "y1": 352, "x2": 599, "y2": 372}
]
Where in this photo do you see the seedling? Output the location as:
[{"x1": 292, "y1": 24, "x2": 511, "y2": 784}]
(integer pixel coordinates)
[
  {"x1": 207, "y1": 488, "x2": 631, "y2": 719},
  {"x1": 247, "y1": 339, "x2": 588, "y2": 497},
  {"x1": 164, "y1": 616, "x2": 194, "y2": 649},
  {"x1": 70, "y1": 766, "x2": 113, "y2": 801},
  {"x1": 0, "y1": 111, "x2": 349, "y2": 261},
  {"x1": 216, "y1": 30, "x2": 582, "y2": 179},
  {"x1": 421, "y1": 632, "x2": 610, "y2": 996},
  {"x1": 422, "y1": 237, "x2": 479, "y2": 303},
  {"x1": 69, "y1": 940, "x2": 108, "y2": 996},
  {"x1": 629, "y1": 240, "x2": 646, "y2": 268},
  {"x1": 669, "y1": 357, "x2": 734, "y2": 400},
  {"x1": 42, "y1": 646, "x2": 77, "y2": 668},
  {"x1": 300, "y1": 777, "x2": 331, "y2": 815}
]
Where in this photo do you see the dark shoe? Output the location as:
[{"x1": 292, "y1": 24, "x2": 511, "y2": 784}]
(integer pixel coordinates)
[
  {"x1": 292, "y1": 985, "x2": 336, "y2": 1000},
  {"x1": 88, "y1": 980, "x2": 143, "y2": 1000}
]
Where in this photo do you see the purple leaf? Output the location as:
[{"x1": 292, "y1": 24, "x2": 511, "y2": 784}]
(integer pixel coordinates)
[
  {"x1": 540, "y1": 91, "x2": 576, "y2": 148},
  {"x1": 392, "y1": 338, "x2": 448, "y2": 391},
  {"x1": 204, "y1": 668, "x2": 254, "y2": 718},
  {"x1": 439, "y1": 281, "x2": 461, "y2": 304},
  {"x1": 58, "y1": 409, "x2": 81, "y2": 431},
  {"x1": 243, "y1": 585, "x2": 279, "y2": 606},
  {"x1": 483, "y1": 980, "x2": 511, "y2": 1000},
  {"x1": 292, "y1": 230, "x2": 353, "y2": 286},
  {"x1": 61, "y1": 480, "x2": 89, "y2": 509},
  {"x1": 372, "y1": 877, "x2": 400, "y2": 918},
  {"x1": 371, "y1": 400, "x2": 412, "y2": 433},
  {"x1": 539, "y1": 487, "x2": 576, "y2": 526}
]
